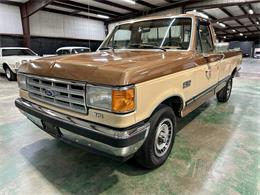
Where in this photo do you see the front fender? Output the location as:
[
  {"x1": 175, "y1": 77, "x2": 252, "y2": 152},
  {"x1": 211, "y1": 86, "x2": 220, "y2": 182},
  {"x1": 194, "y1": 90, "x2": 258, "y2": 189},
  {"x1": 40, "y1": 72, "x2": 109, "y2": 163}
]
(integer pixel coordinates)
[{"x1": 135, "y1": 75, "x2": 186, "y2": 124}]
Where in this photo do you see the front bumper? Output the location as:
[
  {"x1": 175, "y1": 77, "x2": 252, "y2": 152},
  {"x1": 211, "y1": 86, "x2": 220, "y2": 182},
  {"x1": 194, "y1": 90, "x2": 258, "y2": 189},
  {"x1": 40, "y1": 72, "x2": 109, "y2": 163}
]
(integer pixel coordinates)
[{"x1": 15, "y1": 98, "x2": 150, "y2": 160}]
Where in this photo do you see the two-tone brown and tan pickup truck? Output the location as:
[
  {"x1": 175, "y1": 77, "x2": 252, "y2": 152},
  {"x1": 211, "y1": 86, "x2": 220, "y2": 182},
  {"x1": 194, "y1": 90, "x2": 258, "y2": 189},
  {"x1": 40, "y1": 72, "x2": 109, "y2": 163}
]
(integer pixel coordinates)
[{"x1": 15, "y1": 13, "x2": 242, "y2": 169}]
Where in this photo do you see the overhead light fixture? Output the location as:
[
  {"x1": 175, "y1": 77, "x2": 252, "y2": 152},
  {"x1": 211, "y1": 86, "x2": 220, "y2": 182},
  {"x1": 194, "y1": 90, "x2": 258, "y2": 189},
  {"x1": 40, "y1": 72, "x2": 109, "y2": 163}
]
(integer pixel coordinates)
[
  {"x1": 97, "y1": 14, "x2": 110, "y2": 19},
  {"x1": 232, "y1": 29, "x2": 236, "y2": 32},
  {"x1": 199, "y1": 12, "x2": 209, "y2": 19},
  {"x1": 240, "y1": 33, "x2": 243, "y2": 36},
  {"x1": 218, "y1": 22, "x2": 226, "y2": 28},
  {"x1": 224, "y1": 36, "x2": 226, "y2": 39},
  {"x1": 248, "y1": 9, "x2": 254, "y2": 15},
  {"x1": 256, "y1": 21, "x2": 259, "y2": 25},
  {"x1": 121, "y1": 0, "x2": 136, "y2": 4},
  {"x1": 186, "y1": 10, "x2": 208, "y2": 19}
]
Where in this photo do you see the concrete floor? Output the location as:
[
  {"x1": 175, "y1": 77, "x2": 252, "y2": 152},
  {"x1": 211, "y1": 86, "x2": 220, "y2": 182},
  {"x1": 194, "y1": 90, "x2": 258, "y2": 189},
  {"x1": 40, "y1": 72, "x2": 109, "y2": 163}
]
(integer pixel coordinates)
[{"x1": 0, "y1": 58, "x2": 259, "y2": 195}]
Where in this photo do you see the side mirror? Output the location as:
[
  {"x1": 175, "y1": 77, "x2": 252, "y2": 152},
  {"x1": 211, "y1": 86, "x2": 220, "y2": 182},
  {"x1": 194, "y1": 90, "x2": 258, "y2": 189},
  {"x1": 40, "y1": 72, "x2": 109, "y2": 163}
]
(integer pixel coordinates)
[{"x1": 215, "y1": 42, "x2": 229, "y2": 52}]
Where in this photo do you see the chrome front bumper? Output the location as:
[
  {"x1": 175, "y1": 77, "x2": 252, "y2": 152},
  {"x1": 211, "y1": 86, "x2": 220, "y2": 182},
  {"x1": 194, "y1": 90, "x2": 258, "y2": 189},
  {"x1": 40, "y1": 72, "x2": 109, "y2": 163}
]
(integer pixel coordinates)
[{"x1": 15, "y1": 98, "x2": 150, "y2": 160}]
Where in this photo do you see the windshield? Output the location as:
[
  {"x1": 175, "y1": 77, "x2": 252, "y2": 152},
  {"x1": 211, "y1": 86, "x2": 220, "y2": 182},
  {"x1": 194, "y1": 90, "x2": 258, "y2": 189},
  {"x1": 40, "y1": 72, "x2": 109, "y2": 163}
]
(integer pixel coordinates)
[
  {"x1": 101, "y1": 17, "x2": 192, "y2": 50},
  {"x1": 2, "y1": 49, "x2": 37, "y2": 56},
  {"x1": 72, "y1": 48, "x2": 90, "y2": 54}
]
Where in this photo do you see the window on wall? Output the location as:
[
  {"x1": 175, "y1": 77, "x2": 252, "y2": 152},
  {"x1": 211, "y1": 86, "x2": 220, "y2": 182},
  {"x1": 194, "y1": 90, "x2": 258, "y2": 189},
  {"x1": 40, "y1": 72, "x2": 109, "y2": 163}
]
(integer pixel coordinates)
[{"x1": 197, "y1": 21, "x2": 214, "y2": 53}]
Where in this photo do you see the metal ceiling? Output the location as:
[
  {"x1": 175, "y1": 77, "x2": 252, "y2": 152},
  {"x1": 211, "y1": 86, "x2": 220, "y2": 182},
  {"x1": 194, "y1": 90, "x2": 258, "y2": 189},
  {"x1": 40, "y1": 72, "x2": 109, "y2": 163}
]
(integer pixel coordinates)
[{"x1": 1, "y1": 0, "x2": 260, "y2": 41}]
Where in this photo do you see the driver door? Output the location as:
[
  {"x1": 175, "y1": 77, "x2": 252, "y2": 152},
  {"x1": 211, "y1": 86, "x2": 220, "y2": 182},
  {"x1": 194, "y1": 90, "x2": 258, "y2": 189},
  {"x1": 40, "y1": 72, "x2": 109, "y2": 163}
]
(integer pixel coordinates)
[{"x1": 195, "y1": 20, "x2": 221, "y2": 92}]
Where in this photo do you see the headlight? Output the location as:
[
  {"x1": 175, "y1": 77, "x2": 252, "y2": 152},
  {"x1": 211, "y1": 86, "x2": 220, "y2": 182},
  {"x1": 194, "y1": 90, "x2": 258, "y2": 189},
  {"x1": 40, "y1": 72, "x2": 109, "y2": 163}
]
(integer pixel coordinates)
[
  {"x1": 87, "y1": 85, "x2": 135, "y2": 113},
  {"x1": 17, "y1": 74, "x2": 27, "y2": 90}
]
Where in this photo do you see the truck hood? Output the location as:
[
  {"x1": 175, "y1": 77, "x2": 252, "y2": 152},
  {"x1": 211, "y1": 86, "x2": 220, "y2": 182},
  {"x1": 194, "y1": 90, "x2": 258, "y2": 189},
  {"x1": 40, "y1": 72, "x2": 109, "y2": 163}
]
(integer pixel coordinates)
[{"x1": 19, "y1": 50, "x2": 197, "y2": 86}]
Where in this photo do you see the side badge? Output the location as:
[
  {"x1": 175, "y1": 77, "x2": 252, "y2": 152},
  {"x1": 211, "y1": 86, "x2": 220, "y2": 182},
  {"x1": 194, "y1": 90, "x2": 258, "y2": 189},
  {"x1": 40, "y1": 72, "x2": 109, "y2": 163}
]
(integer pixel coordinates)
[
  {"x1": 93, "y1": 112, "x2": 104, "y2": 119},
  {"x1": 183, "y1": 80, "x2": 191, "y2": 89}
]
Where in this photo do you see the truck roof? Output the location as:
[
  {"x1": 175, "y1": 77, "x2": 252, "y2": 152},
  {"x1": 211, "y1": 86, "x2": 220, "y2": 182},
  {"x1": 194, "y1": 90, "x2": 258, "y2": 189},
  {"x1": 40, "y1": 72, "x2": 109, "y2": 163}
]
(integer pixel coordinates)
[
  {"x1": 0, "y1": 47, "x2": 30, "y2": 50},
  {"x1": 116, "y1": 13, "x2": 205, "y2": 26}
]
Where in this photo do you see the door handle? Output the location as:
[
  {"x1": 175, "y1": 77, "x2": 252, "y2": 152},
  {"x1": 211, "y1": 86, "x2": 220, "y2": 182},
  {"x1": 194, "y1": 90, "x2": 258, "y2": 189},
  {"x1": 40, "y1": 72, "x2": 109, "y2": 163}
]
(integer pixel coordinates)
[{"x1": 205, "y1": 65, "x2": 212, "y2": 79}]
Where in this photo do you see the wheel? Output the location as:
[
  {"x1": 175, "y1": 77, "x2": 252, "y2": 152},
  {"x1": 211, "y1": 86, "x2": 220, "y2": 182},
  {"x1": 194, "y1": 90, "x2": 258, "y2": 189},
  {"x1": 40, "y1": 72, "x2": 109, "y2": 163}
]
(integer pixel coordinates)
[
  {"x1": 217, "y1": 77, "x2": 232, "y2": 102},
  {"x1": 5, "y1": 66, "x2": 16, "y2": 81},
  {"x1": 134, "y1": 104, "x2": 176, "y2": 169}
]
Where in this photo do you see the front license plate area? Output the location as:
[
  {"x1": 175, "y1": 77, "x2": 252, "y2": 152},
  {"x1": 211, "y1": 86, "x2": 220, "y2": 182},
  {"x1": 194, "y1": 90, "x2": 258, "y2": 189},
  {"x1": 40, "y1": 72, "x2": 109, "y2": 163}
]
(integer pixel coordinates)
[{"x1": 42, "y1": 121, "x2": 61, "y2": 137}]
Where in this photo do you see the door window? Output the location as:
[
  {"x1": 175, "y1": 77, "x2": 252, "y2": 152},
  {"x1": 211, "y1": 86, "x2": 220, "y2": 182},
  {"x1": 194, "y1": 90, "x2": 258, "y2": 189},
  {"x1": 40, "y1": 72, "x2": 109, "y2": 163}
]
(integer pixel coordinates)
[{"x1": 197, "y1": 21, "x2": 214, "y2": 53}]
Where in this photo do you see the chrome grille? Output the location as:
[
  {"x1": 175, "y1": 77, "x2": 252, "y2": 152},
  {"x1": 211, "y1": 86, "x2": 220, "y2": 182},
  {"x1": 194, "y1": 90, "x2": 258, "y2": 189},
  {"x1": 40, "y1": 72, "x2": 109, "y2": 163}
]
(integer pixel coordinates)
[{"x1": 26, "y1": 75, "x2": 87, "y2": 113}]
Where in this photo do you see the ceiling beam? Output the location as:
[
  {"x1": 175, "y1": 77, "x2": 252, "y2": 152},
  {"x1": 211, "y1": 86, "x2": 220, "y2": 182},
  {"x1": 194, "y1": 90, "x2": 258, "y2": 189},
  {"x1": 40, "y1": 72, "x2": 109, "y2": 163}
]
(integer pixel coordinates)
[
  {"x1": 164, "y1": 0, "x2": 174, "y2": 3},
  {"x1": 239, "y1": 4, "x2": 256, "y2": 27},
  {"x1": 212, "y1": 14, "x2": 260, "y2": 23},
  {"x1": 23, "y1": 0, "x2": 54, "y2": 17},
  {"x1": 0, "y1": 0, "x2": 22, "y2": 6},
  {"x1": 186, "y1": 0, "x2": 260, "y2": 10},
  {"x1": 136, "y1": 0, "x2": 156, "y2": 8},
  {"x1": 93, "y1": 0, "x2": 138, "y2": 12},
  {"x1": 42, "y1": 7, "x2": 106, "y2": 21},
  {"x1": 54, "y1": 0, "x2": 121, "y2": 16},
  {"x1": 107, "y1": 0, "x2": 194, "y2": 23},
  {"x1": 51, "y1": 1, "x2": 116, "y2": 17},
  {"x1": 221, "y1": 7, "x2": 252, "y2": 34},
  {"x1": 248, "y1": 3, "x2": 260, "y2": 30}
]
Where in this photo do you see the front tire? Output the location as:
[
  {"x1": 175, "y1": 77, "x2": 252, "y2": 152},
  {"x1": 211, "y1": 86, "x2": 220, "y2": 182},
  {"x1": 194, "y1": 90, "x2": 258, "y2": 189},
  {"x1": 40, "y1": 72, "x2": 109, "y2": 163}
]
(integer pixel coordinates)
[
  {"x1": 134, "y1": 105, "x2": 176, "y2": 169},
  {"x1": 217, "y1": 77, "x2": 232, "y2": 102},
  {"x1": 5, "y1": 66, "x2": 16, "y2": 81}
]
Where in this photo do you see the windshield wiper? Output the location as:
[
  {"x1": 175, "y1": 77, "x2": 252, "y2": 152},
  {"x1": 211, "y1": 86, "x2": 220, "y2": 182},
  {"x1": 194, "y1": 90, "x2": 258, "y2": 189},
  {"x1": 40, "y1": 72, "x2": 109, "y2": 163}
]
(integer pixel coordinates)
[
  {"x1": 129, "y1": 44, "x2": 167, "y2": 52},
  {"x1": 99, "y1": 46, "x2": 115, "y2": 52}
]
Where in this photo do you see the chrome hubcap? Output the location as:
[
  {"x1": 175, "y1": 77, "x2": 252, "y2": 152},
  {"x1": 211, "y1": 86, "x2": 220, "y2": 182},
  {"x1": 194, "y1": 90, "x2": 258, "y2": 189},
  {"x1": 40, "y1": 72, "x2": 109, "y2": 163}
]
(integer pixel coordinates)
[
  {"x1": 154, "y1": 118, "x2": 173, "y2": 157},
  {"x1": 6, "y1": 69, "x2": 11, "y2": 79}
]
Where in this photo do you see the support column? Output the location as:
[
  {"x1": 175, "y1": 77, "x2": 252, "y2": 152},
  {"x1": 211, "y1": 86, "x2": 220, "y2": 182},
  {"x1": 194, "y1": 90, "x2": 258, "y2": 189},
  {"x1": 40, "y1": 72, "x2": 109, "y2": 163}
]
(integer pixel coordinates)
[{"x1": 20, "y1": 4, "x2": 30, "y2": 48}]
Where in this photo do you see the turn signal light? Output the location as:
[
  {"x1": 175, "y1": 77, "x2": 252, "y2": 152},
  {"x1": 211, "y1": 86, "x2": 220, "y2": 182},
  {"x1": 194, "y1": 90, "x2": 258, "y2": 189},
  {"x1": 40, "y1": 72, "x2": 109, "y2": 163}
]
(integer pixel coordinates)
[{"x1": 112, "y1": 88, "x2": 135, "y2": 113}]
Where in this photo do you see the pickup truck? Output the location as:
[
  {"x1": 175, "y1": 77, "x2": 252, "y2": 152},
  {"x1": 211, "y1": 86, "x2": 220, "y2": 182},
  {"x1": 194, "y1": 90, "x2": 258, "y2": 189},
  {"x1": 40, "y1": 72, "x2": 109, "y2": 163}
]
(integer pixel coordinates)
[
  {"x1": 15, "y1": 13, "x2": 242, "y2": 169},
  {"x1": 0, "y1": 47, "x2": 39, "y2": 80}
]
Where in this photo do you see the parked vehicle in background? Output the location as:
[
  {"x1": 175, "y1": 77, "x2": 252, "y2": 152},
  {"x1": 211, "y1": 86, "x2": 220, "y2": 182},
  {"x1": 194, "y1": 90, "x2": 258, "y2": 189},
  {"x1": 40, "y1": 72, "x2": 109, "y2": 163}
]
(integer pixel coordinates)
[
  {"x1": 16, "y1": 13, "x2": 242, "y2": 169},
  {"x1": 254, "y1": 48, "x2": 260, "y2": 58},
  {"x1": 0, "y1": 47, "x2": 39, "y2": 81},
  {"x1": 56, "y1": 47, "x2": 91, "y2": 55}
]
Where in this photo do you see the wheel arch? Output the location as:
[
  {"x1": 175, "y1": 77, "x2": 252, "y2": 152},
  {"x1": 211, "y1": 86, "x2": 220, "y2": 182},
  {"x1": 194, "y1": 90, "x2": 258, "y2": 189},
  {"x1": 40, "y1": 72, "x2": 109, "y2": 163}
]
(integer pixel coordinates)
[
  {"x1": 150, "y1": 95, "x2": 184, "y2": 118},
  {"x1": 2, "y1": 62, "x2": 10, "y2": 70},
  {"x1": 231, "y1": 67, "x2": 237, "y2": 78}
]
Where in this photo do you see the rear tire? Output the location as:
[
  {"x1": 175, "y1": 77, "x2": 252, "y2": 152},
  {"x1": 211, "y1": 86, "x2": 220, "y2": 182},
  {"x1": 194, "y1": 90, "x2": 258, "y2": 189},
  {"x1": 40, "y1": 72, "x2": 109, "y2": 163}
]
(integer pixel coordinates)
[
  {"x1": 217, "y1": 77, "x2": 232, "y2": 102},
  {"x1": 5, "y1": 66, "x2": 16, "y2": 81},
  {"x1": 134, "y1": 104, "x2": 176, "y2": 169}
]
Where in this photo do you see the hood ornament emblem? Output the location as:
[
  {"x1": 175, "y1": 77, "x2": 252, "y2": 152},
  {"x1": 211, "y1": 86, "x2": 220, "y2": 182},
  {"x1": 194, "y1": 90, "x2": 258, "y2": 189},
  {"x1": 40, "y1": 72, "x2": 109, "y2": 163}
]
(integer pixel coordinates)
[{"x1": 50, "y1": 61, "x2": 57, "y2": 68}]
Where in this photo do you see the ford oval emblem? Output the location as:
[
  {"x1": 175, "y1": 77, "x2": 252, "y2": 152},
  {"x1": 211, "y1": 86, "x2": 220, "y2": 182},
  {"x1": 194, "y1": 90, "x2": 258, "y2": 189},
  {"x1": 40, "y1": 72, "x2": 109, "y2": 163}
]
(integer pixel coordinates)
[{"x1": 44, "y1": 89, "x2": 56, "y2": 97}]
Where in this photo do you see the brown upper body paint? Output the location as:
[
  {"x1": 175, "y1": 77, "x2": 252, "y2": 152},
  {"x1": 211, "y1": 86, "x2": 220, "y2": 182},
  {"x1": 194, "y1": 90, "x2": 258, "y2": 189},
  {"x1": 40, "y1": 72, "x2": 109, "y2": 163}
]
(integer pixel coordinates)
[{"x1": 18, "y1": 50, "x2": 240, "y2": 86}]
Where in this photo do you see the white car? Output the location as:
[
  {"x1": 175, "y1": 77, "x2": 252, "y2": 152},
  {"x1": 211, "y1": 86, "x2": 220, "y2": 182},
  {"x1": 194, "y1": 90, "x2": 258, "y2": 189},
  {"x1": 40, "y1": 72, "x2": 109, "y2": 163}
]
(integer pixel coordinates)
[
  {"x1": 0, "y1": 47, "x2": 39, "y2": 81},
  {"x1": 254, "y1": 48, "x2": 260, "y2": 58},
  {"x1": 56, "y1": 46, "x2": 91, "y2": 55}
]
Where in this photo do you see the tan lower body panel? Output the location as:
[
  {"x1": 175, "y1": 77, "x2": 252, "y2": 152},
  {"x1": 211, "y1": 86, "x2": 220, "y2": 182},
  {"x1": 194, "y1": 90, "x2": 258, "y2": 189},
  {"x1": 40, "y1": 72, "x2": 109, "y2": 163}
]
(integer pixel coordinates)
[{"x1": 181, "y1": 90, "x2": 215, "y2": 117}]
